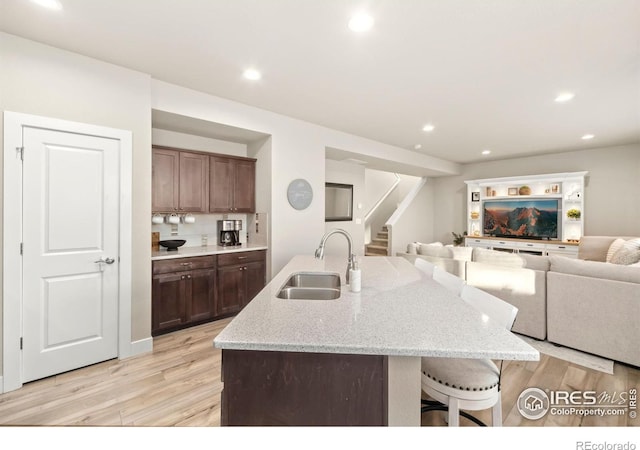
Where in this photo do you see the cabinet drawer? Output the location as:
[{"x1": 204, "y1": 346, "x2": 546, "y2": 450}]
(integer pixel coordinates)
[
  {"x1": 153, "y1": 256, "x2": 216, "y2": 275},
  {"x1": 516, "y1": 241, "x2": 545, "y2": 251},
  {"x1": 218, "y1": 250, "x2": 266, "y2": 267}
]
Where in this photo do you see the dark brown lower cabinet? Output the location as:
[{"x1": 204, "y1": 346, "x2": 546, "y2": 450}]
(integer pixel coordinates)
[
  {"x1": 152, "y1": 256, "x2": 216, "y2": 336},
  {"x1": 216, "y1": 250, "x2": 266, "y2": 316},
  {"x1": 152, "y1": 250, "x2": 266, "y2": 336},
  {"x1": 221, "y1": 349, "x2": 388, "y2": 426}
]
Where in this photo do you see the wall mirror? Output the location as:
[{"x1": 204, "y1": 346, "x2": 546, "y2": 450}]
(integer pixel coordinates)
[{"x1": 325, "y1": 183, "x2": 353, "y2": 222}]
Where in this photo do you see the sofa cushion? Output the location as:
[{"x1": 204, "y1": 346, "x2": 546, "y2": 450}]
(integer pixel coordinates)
[
  {"x1": 418, "y1": 244, "x2": 451, "y2": 258},
  {"x1": 549, "y1": 255, "x2": 640, "y2": 284},
  {"x1": 606, "y1": 238, "x2": 626, "y2": 263},
  {"x1": 519, "y1": 253, "x2": 550, "y2": 271},
  {"x1": 449, "y1": 246, "x2": 473, "y2": 261},
  {"x1": 610, "y1": 238, "x2": 640, "y2": 265},
  {"x1": 472, "y1": 247, "x2": 526, "y2": 268},
  {"x1": 577, "y1": 236, "x2": 635, "y2": 261}
]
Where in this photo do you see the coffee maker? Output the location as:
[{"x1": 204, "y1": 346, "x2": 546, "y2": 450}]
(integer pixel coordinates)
[{"x1": 218, "y1": 220, "x2": 242, "y2": 246}]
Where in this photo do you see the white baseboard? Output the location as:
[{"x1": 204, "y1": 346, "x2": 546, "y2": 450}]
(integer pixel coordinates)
[{"x1": 128, "y1": 337, "x2": 153, "y2": 357}]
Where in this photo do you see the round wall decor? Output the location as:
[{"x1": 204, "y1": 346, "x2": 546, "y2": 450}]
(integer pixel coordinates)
[{"x1": 287, "y1": 179, "x2": 313, "y2": 210}]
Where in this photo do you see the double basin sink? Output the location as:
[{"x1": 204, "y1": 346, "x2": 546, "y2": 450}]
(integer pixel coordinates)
[{"x1": 276, "y1": 272, "x2": 341, "y2": 300}]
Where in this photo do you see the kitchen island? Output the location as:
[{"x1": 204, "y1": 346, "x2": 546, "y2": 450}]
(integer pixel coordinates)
[{"x1": 214, "y1": 255, "x2": 538, "y2": 426}]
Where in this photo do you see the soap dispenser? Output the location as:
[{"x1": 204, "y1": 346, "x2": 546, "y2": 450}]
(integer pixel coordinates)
[{"x1": 349, "y1": 260, "x2": 361, "y2": 293}]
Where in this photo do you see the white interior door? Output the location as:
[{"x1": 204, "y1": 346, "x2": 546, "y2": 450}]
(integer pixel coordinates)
[{"x1": 22, "y1": 127, "x2": 120, "y2": 383}]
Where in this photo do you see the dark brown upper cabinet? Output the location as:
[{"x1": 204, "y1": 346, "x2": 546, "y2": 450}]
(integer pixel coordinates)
[
  {"x1": 152, "y1": 146, "x2": 209, "y2": 213},
  {"x1": 209, "y1": 156, "x2": 256, "y2": 213}
]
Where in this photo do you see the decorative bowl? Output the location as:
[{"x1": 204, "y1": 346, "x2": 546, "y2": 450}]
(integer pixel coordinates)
[
  {"x1": 519, "y1": 185, "x2": 532, "y2": 195},
  {"x1": 159, "y1": 239, "x2": 186, "y2": 251}
]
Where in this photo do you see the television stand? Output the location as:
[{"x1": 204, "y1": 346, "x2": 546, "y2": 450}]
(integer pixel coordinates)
[
  {"x1": 465, "y1": 236, "x2": 579, "y2": 258},
  {"x1": 494, "y1": 235, "x2": 545, "y2": 240}
]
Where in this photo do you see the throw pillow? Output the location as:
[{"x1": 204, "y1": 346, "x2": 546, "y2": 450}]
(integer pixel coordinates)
[
  {"x1": 610, "y1": 238, "x2": 640, "y2": 265},
  {"x1": 472, "y1": 247, "x2": 526, "y2": 268},
  {"x1": 416, "y1": 241, "x2": 443, "y2": 255},
  {"x1": 419, "y1": 245, "x2": 453, "y2": 258},
  {"x1": 407, "y1": 243, "x2": 418, "y2": 254},
  {"x1": 605, "y1": 238, "x2": 626, "y2": 263},
  {"x1": 449, "y1": 246, "x2": 473, "y2": 261}
]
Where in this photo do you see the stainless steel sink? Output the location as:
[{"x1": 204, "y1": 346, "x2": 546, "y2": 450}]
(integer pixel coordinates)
[{"x1": 276, "y1": 272, "x2": 341, "y2": 300}]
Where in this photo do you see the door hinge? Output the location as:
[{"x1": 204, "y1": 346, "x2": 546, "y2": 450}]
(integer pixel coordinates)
[
  {"x1": 20, "y1": 337, "x2": 23, "y2": 350},
  {"x1": 20, "y1": 242, "x2": 23, "y2": 255},
  {"x1": 16, "y1": 146, "x2": 24, "y2": 161}
]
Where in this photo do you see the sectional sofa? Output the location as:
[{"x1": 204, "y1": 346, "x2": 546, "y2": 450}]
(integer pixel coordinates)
[{"x1": 397, "y1": 236, "x2": 640, "y2": 367}]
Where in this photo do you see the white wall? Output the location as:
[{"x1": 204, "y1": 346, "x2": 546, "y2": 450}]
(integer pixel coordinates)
[
  {"x1": 0, "y1": 32, "x2": 153, "y2": 378},
  {"x1": 152, "y1": 128, "x2": 247, "y2": 157},
  {"x1": 324, "y1": 160, "x2": 366, "y2": 258},
  {"x1": 432, "y1": 144, "x2": 640, "y2": 243},
  {"x1": 248, "y1": 136, "x2": 273, "y2": 278}
]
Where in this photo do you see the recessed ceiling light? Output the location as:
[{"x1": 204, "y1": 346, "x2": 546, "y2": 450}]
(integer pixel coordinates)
[
  {"x1": 243, "y1": 68, "x2": 262, "y2": 81},
  {"x1": 581, "y1": 134, "x2": 595, "y2": 140},
  {"x1": 422, "y1": 124, "x2": 435, "y2": 132},
  {"x1": 348, "y1": 13, "x2": 374, "y2": 32},
  {"x1": 482, "y1": 150, "x2": 491, "y2": 155},
  {"x1": 30, "y1": 0, "x2": 63, "y2": 10},
  {"x1": 554, "y1": 92, "x2": 575, "y2": 103},
  {"x1": 414, "y1": 144, "x2": 422, "y2": 150}
]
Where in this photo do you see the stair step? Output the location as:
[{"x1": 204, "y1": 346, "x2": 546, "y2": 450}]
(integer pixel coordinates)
[
  {"x1": 365, "y1": 244, "x2": 388, "y2": 256},
  {"x1": 371, "y1": 239, "x2": 388, "y2": 246},
  {"x1": 377, "y1": 231, "x2": 388, "y2": 237},
  {"x1": 382, "y1": 226, "x2": 388, "y2": 231}
]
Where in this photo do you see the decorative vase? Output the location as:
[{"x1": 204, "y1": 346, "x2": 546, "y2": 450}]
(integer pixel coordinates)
[{"x1": 519, "y1": 185, "x2": 531, "y2": 195}]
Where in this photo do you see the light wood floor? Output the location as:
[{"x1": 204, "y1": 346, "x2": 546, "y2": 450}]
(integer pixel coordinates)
[{"x1": 0, "y1": 318, "x2": 638, "y2": 427}]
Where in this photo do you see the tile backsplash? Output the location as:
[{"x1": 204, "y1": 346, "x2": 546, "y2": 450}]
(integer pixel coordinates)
[{"x1": 152, "y1": 213, "x2": 248, "y2": 247}]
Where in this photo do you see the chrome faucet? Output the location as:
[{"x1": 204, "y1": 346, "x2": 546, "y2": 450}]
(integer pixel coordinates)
[{"x1": 314, "y1": 229, "x2": 356, "y2": 284}]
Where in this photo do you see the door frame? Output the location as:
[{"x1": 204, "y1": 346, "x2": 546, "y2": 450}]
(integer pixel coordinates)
[{"x1": 2, "y1": 111, "x2": 133, "y2": 393}]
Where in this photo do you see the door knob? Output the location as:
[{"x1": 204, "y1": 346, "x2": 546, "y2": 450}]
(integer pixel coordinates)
[{"x1": 94, "y1": 257, "x2": 115, "y2": 264}]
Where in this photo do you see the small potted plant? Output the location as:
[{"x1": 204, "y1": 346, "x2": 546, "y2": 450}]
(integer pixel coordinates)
[
  {"x1": 566, "y1": 208, "x2": 581, "y2": 220},
  {"x1": 451, "y1": 231, "x2": 468, "y2": 246}
]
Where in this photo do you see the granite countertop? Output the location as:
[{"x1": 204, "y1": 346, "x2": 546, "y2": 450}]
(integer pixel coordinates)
[
  {"x1": 151, "y1": 243, "x2": 268, "y2": 260},
  {"x1": 213, "y1": 255, "x2": 539, "y2": 361}
]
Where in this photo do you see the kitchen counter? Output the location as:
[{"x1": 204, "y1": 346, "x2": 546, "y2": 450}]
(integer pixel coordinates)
[
  {"x1": 214, "y1": 255, "x2": 538, "y2": 426},
  {"x1": 214, "y1": 255, "x2": 538, "y2": 361},
  {"x1": 151, "y1": 243, "x2": 268, "y2": 260}
]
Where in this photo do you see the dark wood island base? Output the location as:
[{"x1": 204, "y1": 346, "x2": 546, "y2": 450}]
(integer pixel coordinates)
[{"x1": 221, "y1": 349, "x2": 389, "y2": 426}]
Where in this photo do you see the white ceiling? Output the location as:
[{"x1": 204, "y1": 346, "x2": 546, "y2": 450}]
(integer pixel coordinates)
[{"x1": 1, "y1": 0, "x2": 639, "y2": 164}]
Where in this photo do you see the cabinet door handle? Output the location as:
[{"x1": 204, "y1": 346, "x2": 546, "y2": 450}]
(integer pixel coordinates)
[
  {"x1": 187, "y1": 275, "x2": 191, "y2": 279},
  {"x1": 181, "y1": 275, "x2": 185, "y2": 280},
  {"x1": 180, "y1": 262, "x2": 193, "y2": 266},
  {"x1": 558, "y1": 246, "x2": 566, "y2": 249},
  {"x1": 237, "y1": 256, "x2": 247, "y2": 260},
  {"x1": 527, "y1": 244, "x2": 534, "y2": 247}
]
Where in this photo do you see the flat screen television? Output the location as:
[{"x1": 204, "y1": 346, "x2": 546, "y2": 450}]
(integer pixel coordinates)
[{"x1": 483, "y1": 198, "x2": 560, "y2": 239}]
